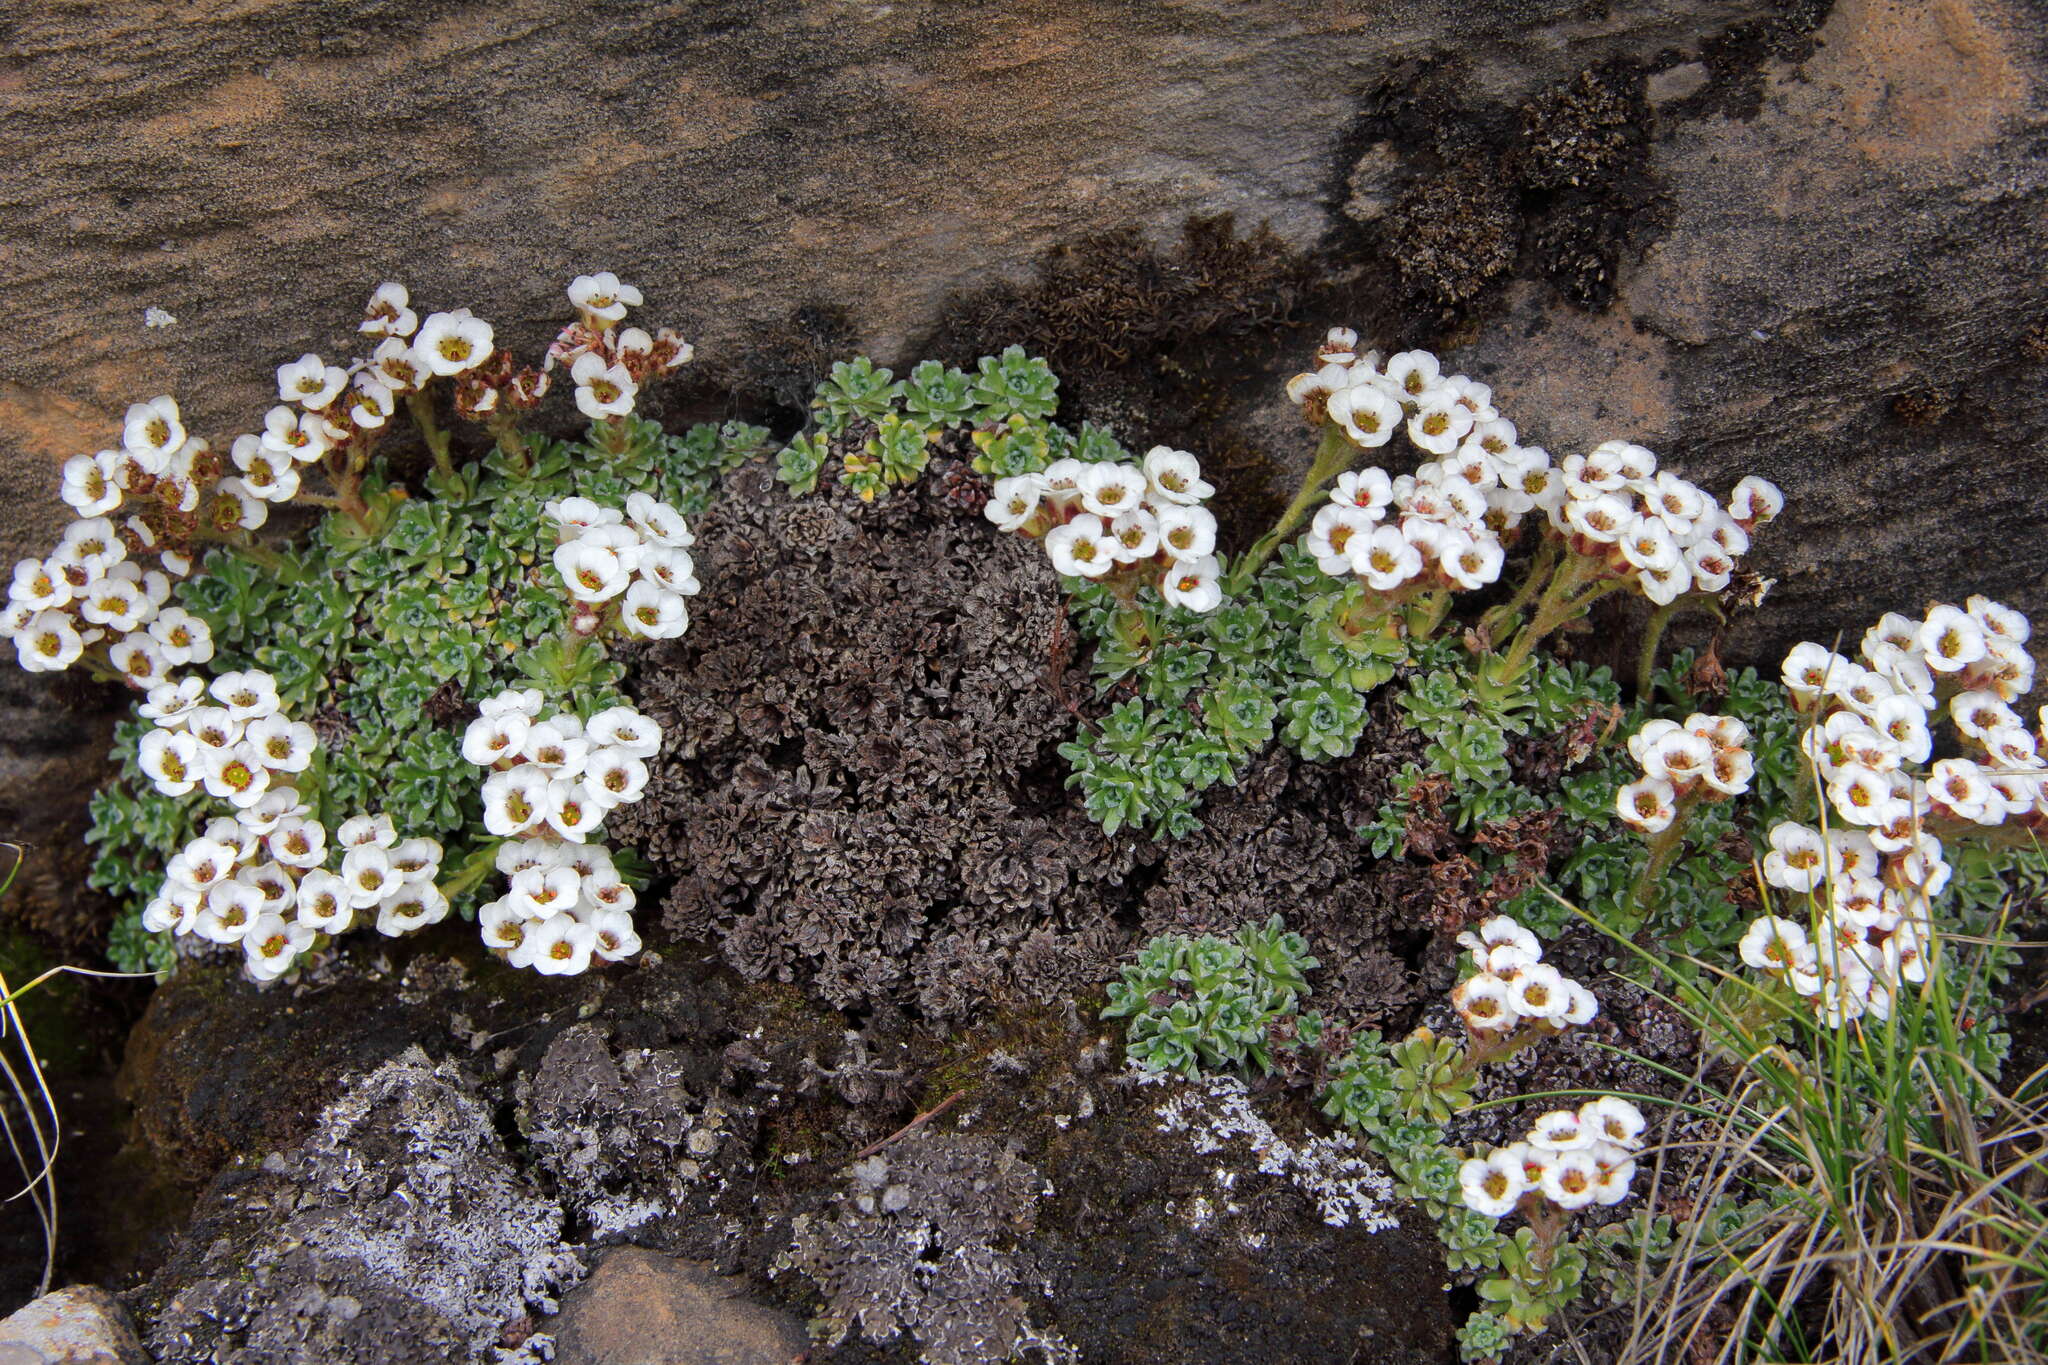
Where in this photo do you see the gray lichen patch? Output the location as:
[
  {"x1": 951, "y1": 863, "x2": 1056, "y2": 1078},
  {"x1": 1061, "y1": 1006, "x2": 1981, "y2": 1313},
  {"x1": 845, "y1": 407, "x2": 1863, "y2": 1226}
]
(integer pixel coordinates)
[{"x1": 140, "y1": 1048, "x2": 580, "y2": 1365}]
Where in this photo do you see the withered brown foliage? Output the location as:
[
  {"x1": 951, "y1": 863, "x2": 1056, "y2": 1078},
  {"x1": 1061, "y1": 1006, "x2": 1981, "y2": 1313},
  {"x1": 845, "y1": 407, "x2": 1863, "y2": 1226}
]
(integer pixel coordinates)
[{"x1": 613, "y1": 460, "x2": 1137, "y2": 1017}]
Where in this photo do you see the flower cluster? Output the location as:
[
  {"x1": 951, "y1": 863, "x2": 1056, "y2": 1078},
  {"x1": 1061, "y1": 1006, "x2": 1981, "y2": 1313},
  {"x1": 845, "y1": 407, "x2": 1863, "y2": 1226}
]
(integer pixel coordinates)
[
  {"x1": 5, "y1": 511, "x2": 210, "y2": 687},
  {"x1": 525, "y1": 271, "x2": 694, "y2": 423},
  {"x1": 1458, "y1": 1097, "x2": 1646, "y2": 1218},
  {"x1": 477, "y1": 838, "x2": 643, "y2": 977},
  {"x1": 548, "y1": 493, "x2": 700, "y2": 640},
  {"x1": 1287, "y1": 331, "x2": 1780, "y2": 608},
  {"x1": 132, "y1": 669, "x2": 444, "y2": 981},
  {"x1": 1449, "y1": 916, "x2": 1599, "y2": 1037},
  {"x1": 1736, "y1": 598, "x2": 2041, "y2": 1027},
  {"x1": 984, "y1": 445, "x2": 1225, "y2": 612},
  {"x1": 464, "y1": 689, "x2": 661, "y2": 974},
  {"x1": 1614, "y1": 712, "x2": 1754, "y2": 833}
]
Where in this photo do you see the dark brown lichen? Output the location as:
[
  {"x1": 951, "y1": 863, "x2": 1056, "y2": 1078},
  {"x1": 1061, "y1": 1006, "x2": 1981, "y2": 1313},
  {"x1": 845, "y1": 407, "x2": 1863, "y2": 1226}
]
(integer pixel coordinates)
[{"x1": 614, "y1": 460, "x2": 1141, "y2": 1017}]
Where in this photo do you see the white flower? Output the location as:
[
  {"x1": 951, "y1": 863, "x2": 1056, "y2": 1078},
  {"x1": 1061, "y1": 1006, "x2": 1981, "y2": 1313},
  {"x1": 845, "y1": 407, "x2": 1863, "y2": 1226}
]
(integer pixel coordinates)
[
  {"x1": 567, "y1": 271, "x2": 643, "y2": 324},
  {"x1": 78, "y1": 576, "x2": 148, "y2": 632},
  {"x1": 1616, "y1": 776, "x2": 1677, "y2": 832},
  {"x1": 1382, "y1": 350, "x2": 1441, "y2": 400},
  {"x1": 589, "y1": 908, "x2": 643, "y2": 962},
  {"x1": 584, "y1": 870, "x2": 636, "y2": 913},
  {"x1": 1642, "y1": 730, "x2": 1712, "y2": 786},
  {"x1": 193, "y1": 880, "x2": 262, "y2": 944},
  {"x1": 587, "y1": 707, "x2": 661, "y2": 759},
  {"x1": 122, "y1": 396, "x2": 186, "y2": 461},
  {"x1": 521, "y1": 721, "x2": 589, "y2": 775},
  {"x1": 1045, "y1": 514, "x2": 1116, "y2": 579},
  {"x1": 1326, "y1": 382, "x2": 1403, "y2": 448},
  {"x1": 244, "y1": 713, "x2": 317, "y2": 773},
  {"x1": 1042, "y1": 459, "x2": 1086, "y2": 499},
  {"x1": 1107, "y1": 509, "x2": 1160, "y2": 563},
  {"x1": 498, "y1": 869, "x2": 557, "y2": 920},
  {"x1": 1727, "y1": 475, "x2": 1784, "y2": 524},
  {"x1": 61, "y1": 451, "x2": 123, "y2": 516},
  {"x1": 1739, "y1": 915, "x2": 1812, "y2": 971},
  {"x1": 1928, "y1": 757, "x2": 2002, "y2": 824},
  {"x1": 1617, "y1": 518, "x2": 1680, "y2": 574},
  {"x1": 480, "y1": 687, "x2": 545, "y2": 721},
  {"x1": 546, "y1": 496, "x2": 623, "y2": 538},
  {"x1": 636, "y1": 546, "x2": 698, "y2": 600},
  {"x1": 1782, "y1": 642, "x2": 1850, "y2": 705},
  {"x1": 276, "y1": 353, "x2": 347, "y2": 409},
  {"x1": 108, "y1": 634, "x2": 170, "y2": 687},
  {"x1": 1588, "y1": 1144, "x2": 1637, "y2": 1206},
  {"x1": 359, "y1": 281, "x2": 418, "y2": 339},
  {"x1": 1529, "y1": 1109, "x2": 1591, "y2": 1152},
  {"x1": 1440, "y1": 534, "x2": 1504, "y2": 591},
  {"x1": 237, "y1": 861, "x2": 296, "y2": 916},
  {"x1": 1507, "y1": 964, "x2": 1572, "y2": 1021},
  {"x1": 338, "y1": 845, "x2": 399, "y2": 908},
  {"x1": 1306, "y1": 503, "x2": 1376, "y2": 577},
  {"x1": 1450, "y1": 974, "x2": 1515, "y2": 1033},
  {"x1": 375, "y1": 883, "x2": 450, "y2": 937},
  {"x1": 8, "y1": 559, "x2": 70, "y2": 613},
  {"x1": 259, "y1": 405, "x2": 333, "y2": 465},
  {"x1": 1580, "y1": 1097, "x2": 1646, "y2": 1150},
  {"x1": 515, "y1": 913, "x2": 598, "y2": 975},
  {"x1": 544, "y1": 778, "x2": 604, "y2": 842},
  {"x1": 1762, "y1": 822, "x2": 1828, "y2": 892},
  {"x1": 289, "y1": 871, "x2": 349, "y2": 934},
  {"x1": 583, "y1": 747, "x2": 650, "y2": 806},
  {"x1": 1563, "y1": 493, "x2": 1632, "y2": 545},
  {"x1": 571, "y1": 353, "x2": 639, "y2": 420},
  {"x1": 1077, "y1": 462, "x2": 1148, "y2": 519},
  {"x1": 1154, "y1": 504, "x2": 1217, "y2": 563},
  {"x1": 267, "y1": 815, "x2": 327, "y2": 869},
  {"x1": 170, "y1": 836, "x2": 239, "y2": 890},
  {"x1": 139, "y1": 728, "x2": 201, "y2": 796},
  {"x1": 1355, "y1": 526, "x2": 1423, "y2": 591},
  {"x1": 1141, "y1": 446, "x2": 1212, "y2": 505},
  {"x1": 1407, "y1": 399, "x2": 1473, "y2": 455},
  {"x1": 1827, "y1": 763, "x2": 1904, "y2": 827},
  {"x1": 336, "y1": 812, "x2": 397, "y2": 849},
  {"x1": 625, "y1": 491, "x2": 693, "y2": 548},
  {"x1": 1919, "y1": 604, "x2": 1987, "y2": 674},
  {"x1": 209, "y1": 670, "x2": 280, "y2": 722},
  {"x1": 620, "y1": 580, "x2": 690, "y2": 639},
  {"x1": 200, "y1": 742, "x2": 272, "y2": 808},
  {"x1": 1458, "y1": 916, "x2": 1541, "y2": 959},
  {"x1": 1558, "y1": 981, "x2": 1599, "y2": 1026},
  {"x1": 244, "y1": 914, "x2": 316, "y2": 981},
  {"x1": 369, "y1": 336, "x2": 427, "y2": 394},
  {"x1": 1331, "y1": 468, "x2": 1394, "y2": 515},
  {"x1": 456, "y1": 708, "x2": 525, "y2": 765},
  {"x1": 146, "y1": 607, "x2": 213, "y2": 666},
  {"x1": 344, "y1": 374, "x2": 398, "y2": 430},
  {"x1": 413, "y1": 310, "x2": 494, "y2": 376},
  {"x1": 479, "y1": 901, "x2": 531, "y2": 953},
  {"x1": 1458, "y1": 1149, "x2": 1527, "y2": 1219},
  {"x1": 390, "y1": 837, "x2": 442, "y2": 883},
  {"x1": 554, "y1": 540, "x2": 631, "y2": 601},
  {"x1": 140, "y1": 677, "x2": 206, "y2": 726},
  {"x1": 1537, "y1": 1150, "x2": 1601, "y2": 1210},
  {"x1": 204, "y1": 478, "x2": 268, "y2": 533},
  {"x1": 1160, "y1": 555, "x2": 1223, "y2": 613},
  {"x1": 985, "y1": 475, "x2": 1046, "y2": 532}
]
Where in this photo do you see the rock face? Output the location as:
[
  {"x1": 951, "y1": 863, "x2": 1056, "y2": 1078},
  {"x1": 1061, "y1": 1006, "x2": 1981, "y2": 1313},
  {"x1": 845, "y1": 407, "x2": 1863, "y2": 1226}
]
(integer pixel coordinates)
[
  {"x1": 551, "y1": 1250, "x2": 807, "y2": 1365},
  {"x1": 0, "y1": 1286, "x2": 148, "y2": 1365}
]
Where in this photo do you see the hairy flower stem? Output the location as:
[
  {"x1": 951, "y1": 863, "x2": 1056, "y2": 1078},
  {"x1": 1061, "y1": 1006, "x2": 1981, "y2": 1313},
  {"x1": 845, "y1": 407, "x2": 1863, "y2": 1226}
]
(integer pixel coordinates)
[
  {"x1": 1626, "y1": 799, "x2": 1698, "y2": 928},
  {"x1": 1458, "y1": 1023, "x2": 1555, "y2": 1077},
  {"x1": 1480, "y1": 537, "x2": 1562, "y2": 646},
  {"x1": 489, "y1": 415, "x2": 532, "y2": 472},
  {"x1": 1635, "y1": 596, "x2": 1725, "y2": 702},
  {"x1": 407, "y1": 391, "x2": 456, "y2": 481},
  {"x1": 1477, "y1": 554, "x2": 1621, "y2": 705},
  {"x1": 1226, "y1": 423, "x2": 1356, "y2": 593}
]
